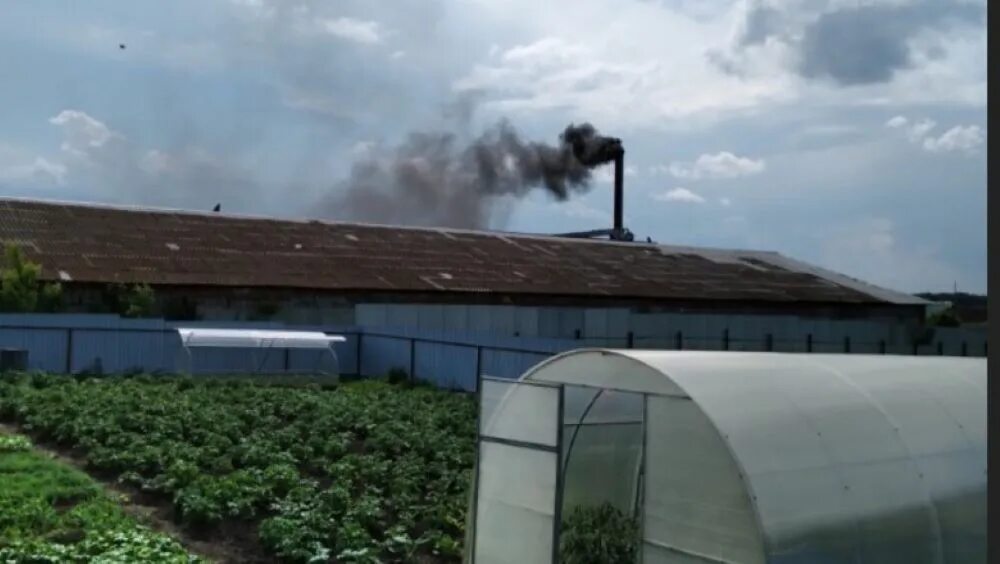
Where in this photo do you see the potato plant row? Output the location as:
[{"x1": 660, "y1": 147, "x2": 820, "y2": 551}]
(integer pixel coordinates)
[{"x1": 0, "y1": 374, "x2": 477, "y2": 563}]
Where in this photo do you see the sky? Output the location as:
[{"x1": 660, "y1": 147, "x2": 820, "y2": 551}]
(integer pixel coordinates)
[{"x1": 0, "y1": 0, "x2": 987, "y2": 294}]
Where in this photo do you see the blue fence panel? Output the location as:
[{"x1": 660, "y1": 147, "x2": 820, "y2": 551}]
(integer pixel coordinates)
[
  {"x1": 71, "y1": 330, "x2": 126, "y2": 373},
  {"x1": 0, "y1": 312, "x2": 986, "y2": 389},
  {"x1": 413, "y1": 341, "x2": 478, "y2": 392},
  {"x1": 360, "y1": 334, "x2": 410, "y2": 378},
  {"x1": 479, "y1": 349, "x2": 552, "y2": 381},
  {"x1": 333, "y1": 334, "x2": 360, "y2": 375},
  {"x1": 116, "y1": 330, "x2": 174, "y2": 373},
  {"x1": 0, "y1": 327, "x2": 69, "y2": 372},
  {"x1": 287, "y1": 349, "x2": 338, "y2": 374}
]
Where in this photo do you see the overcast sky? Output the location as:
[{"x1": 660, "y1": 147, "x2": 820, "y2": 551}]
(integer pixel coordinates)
[{"x1": 0, "y1": 0, "x2": 986, "y2": 293}]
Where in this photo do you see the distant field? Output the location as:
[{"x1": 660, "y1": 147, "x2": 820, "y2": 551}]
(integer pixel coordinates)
[
  {"x1": 0, "y1": 374, "x2": 477, "y2": 563},
  {"x1": 0, "y1": 430, "x2": 199, "y2": 562}
]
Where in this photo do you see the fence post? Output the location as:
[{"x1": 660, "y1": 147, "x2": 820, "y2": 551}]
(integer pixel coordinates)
[
  {"x1": 65, "y1": 328, "x2": 74, "y2": 374},
  {"x1": 844, "y1": 336, "x2": 851, "y2": 354},
  {"x1": 675, "y1": 331, "x2": 683, "y2": 350},
  {"x1": 879, "y1": 340, "x2": 886, "y2": 355},
  {"x1": 626, "y1": 332, "x2": 634, "y2": 349},
  {"x1": 356, "y1": 333, "x2": 363, "y2": 377},
  {"x1": 937, "y1": 341, "x2": 944, "y2": 356},
  {"x1": 806, "y1": 334, "x2": 813, "y2": 353},
  {"x1": 723, "y1": 329, "x2": 730, "y2": 351},
  {"x1": 765, "y1": 333, "x2": 773, "y2": 352},
  {"x1": 475, "y1": 346, "x2": 483, "y2": 383},
  {"x1": 409, "y1": 339, "x2": 416, "y2": 383},
  {"x1": 912, "y1": 342, "x2": 919, "y2": 355},
  {"x1": 283, "y1": 348, "x2": 290, "y2": 371},
  {"x1": 574, "y1": 329, "x2": 581, "y2": 340},
  {"x1": 961, "y1": 341, "x2": 967, "y2": 357}
]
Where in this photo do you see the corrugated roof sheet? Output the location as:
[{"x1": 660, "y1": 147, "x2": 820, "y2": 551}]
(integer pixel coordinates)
[{"x1": 0, "y1": 198, "x2": 924, "y2": 305}]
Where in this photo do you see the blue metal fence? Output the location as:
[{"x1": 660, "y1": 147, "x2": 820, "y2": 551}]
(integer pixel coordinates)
[{"x1": 0, "y1": 314, "x2": 987, "y2": 393}]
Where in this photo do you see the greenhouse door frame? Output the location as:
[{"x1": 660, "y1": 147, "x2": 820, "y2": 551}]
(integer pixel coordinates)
[
  {"x1": 471, "y1": 373, "x2": 666, "y2": 564},
  {"x1": 471, "y1": 375, "x2": 566, "y2": 564}
]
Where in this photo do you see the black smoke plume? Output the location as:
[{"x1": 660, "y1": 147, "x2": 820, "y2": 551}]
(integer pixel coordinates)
[{"x1": 319, "y1": 121, "x2": 622, "y2": 229}]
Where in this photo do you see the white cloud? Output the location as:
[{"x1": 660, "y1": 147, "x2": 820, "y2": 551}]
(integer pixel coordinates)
[
  {"x1": 922, "y1": 125, "x2": 985, "y2": 154},
  {"x1": 39, "y1": 109, "x2": 263, "y2": 210},
  {"x1": 652, "y1": 187, "x2": 706, "y2": 203},
  {"x1": 0, "y1": 154, "x2": 67, "y2": 185},
  {"x1": 592, "y1": 164, "x2": 637, "y2": 183},
  {"x1": 719, "y1": 197, "x2": 732, "y2": 206},
  {"x1": 667, "y1": 152, "x2": 765, "y2": 180},
  {"x1": 48, "y1": 110, "x2": 116, "y2": 157},
  {"x1": 887, "y1": 115, "x2": 984, "y2": 154},
  {"x1": 319, "y1": 17, "x2": 383, "y2": 44},
  {"x1": 885, "y1": 115, "x2": 908, "y2": 128},
  {"x1": 907, "y1": 118, "x2": 937, "y2": 142},
  {"x1": 453, "y1": 8, "x2": 798, "y2": 129}
]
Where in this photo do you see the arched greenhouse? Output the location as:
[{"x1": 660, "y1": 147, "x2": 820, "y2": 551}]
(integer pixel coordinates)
[{"x1": 466, "y1": 350, "x2": 986, "y2": 563}]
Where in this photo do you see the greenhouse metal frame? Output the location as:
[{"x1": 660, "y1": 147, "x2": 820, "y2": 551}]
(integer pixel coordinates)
[{"x1": 467, "y1": 349, "x2": 986, "y2": 564}]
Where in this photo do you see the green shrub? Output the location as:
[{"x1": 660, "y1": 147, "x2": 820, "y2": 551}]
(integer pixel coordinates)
[
  {"x1": 559, "y1": 503, "x2": 639, "y2": 564},
  {"x1": 0, "y1": 433, "x2": 32, "y2": 453},
  {"x1": 0, "y1": 244, "x2": 63, "y2": 313}
]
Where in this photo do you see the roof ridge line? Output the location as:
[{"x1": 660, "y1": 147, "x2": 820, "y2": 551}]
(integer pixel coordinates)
[{"x1": 0, "y1": 196, "x2": 764, "y2": 253}]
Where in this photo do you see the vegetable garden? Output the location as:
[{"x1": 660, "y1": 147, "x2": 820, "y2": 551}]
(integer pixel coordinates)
[{"x1": 0, "y1": 374, "x2": 477, "y2": 563}]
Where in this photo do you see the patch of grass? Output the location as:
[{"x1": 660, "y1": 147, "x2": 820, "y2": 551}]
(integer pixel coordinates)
[{"x1": 0, "y1": 431, "x2": 199, "y2": 562}]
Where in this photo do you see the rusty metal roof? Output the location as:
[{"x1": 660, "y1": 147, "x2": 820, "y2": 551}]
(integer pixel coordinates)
[{"x1": 0, "y1": 198, "x2": 923, "y2": 305}]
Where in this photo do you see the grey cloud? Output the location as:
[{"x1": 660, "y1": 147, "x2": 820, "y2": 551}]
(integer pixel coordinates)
[
  {"x1": 798, "y1": 2, "x2": 983, "y2": 85},
  {"x1": 738, "y1": 4, "x2": 783, "y2": 46},
  {"x1": 724, "y1": 1, "x2": 984, "y2": 86}
]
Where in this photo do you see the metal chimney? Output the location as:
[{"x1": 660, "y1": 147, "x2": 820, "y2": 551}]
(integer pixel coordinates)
[
  {"x1": 613, "y1": 151, "x2": 624, "y2": 235},
  {"x1": 553, "y1": 137, "x2": 633, "y2": 241}
]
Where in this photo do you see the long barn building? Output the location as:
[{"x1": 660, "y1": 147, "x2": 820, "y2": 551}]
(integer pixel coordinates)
[{"x1": 0, "y1": 198, "x2": 931, "y2": 350}]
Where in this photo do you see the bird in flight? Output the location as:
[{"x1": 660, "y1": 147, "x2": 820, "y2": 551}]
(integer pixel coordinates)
[{"x1": 119, "y1": 43, "x2": 126, "y2": 50}]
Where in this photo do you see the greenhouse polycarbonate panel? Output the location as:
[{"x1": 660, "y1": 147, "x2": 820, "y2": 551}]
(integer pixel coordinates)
[
  {"x1": 479, "y1": 379, "x2": 560, "y2": 447},
  {"x1": 561, "y1": 421, "x2": 642, "y2": 513},
  {"x1": 643, "y1": 395, "x2": 765, "y2": 564},
  {"x1": 649, "y1": 355, "x2": 954, "y2": 563},
  {"x1": 524, "y1": 350, "x2": 985, "y2": 564},
  {"x1": 473, "y1": 442, "x2": 558, "y2": 564},
  {"x1": 560, "y1": 386, "x2": 645, "y2": 514},
  {"x1": 177, "y1": 328, "x2": 345, "y2": 349}
]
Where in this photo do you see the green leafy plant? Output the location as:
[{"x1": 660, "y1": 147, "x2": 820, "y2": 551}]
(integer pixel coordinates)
[
  {"x1": 0, "y1": 432, "x2": 200, "y2": 562},
  {"x1": 122, "y1": 283, "x2": 156, "y2": 318},
  {"x1": 0, "y1": 433, "x2": 32, "y2": 452},
  {"x1": 100, "y1": 282, "x2": 156, "y2": 318},
  {"x1": 559, "y1": 503, "x2": 640, "y2": 564},
  {"x1": 0, "y1": 376, "x2": 477, "y2": 562},
  {"x1": 0, "y1": 244, "x2": 63, "y2": 313}
]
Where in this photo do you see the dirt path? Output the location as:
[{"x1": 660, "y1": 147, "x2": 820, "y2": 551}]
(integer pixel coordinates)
[{"x1": 0, "y1": 422, "x2": 268, "y2": 564}]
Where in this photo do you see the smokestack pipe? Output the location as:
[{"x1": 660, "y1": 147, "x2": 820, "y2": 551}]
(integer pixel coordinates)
[{"x1": 613, "y1": 151, "x2": 624, "y2": 233}]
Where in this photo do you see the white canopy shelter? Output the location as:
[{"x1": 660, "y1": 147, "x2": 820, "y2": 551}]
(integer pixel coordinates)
[
  {"x1": 176, "y1": 328, "x2": 345, "y2": 376},
  {"x1": 468, "y1": 350, "x2": 986, "y2": 564}
]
